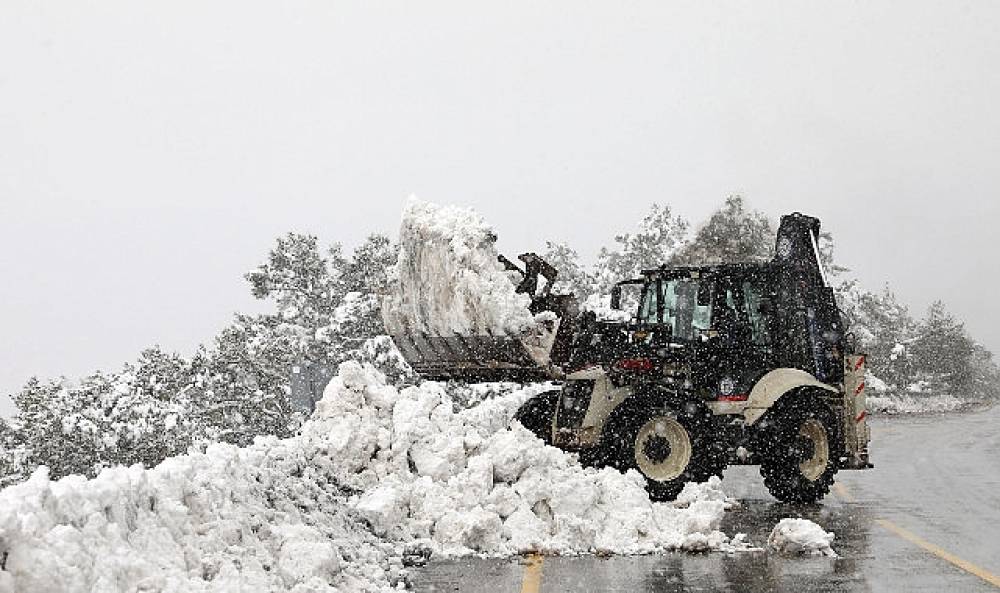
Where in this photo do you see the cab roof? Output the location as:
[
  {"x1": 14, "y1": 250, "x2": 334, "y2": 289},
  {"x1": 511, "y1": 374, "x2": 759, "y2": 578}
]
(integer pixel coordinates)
[{"x1": 639, "y1": 260, "x2": 775, "y2": 277}]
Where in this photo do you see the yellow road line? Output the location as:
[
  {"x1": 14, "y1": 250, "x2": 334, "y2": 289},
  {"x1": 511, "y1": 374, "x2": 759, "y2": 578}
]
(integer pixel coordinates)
[
  {"x1": 833, "y1": 481, "x2": 1000, "y2": 589},
  {"x1": 875, "y1": 518, "x2": 1000, "y2": 588},
  {"x1": 520, "y1": 553, "x2": 544, "y2": 593}
]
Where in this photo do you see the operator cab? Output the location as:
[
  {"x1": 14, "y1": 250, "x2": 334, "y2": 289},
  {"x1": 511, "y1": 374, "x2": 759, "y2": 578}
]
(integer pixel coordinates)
[
  {"x1": 611, "y1": 265, "x2": 776, "y2": 343},
  {"x1": 607, "y1": 264, "x2": 783, "y2": 401}
]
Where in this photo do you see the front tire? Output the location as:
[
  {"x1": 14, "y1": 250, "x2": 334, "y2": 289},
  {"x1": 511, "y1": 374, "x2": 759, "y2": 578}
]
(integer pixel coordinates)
[
  {"x1": 611, "y1": 403, "x2": 727, "y2": 501},
  {"x1": 759, "y1": 395, "x2": 841, "y2": 503}
]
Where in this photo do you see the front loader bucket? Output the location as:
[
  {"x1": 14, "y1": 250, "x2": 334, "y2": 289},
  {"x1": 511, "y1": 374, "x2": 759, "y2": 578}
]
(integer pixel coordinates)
[
  {"x1": 382, "y1": 199, "x2": 578, "y2": 382},
  {"x1": 388, "y1": 332, "x2": 557, "y2": 382}
]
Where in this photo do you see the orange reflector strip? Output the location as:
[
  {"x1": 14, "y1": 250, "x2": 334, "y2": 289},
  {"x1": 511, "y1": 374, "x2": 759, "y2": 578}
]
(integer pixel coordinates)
[{"x1": 616, "y1": 358, "x2": 654, "y2": 371}]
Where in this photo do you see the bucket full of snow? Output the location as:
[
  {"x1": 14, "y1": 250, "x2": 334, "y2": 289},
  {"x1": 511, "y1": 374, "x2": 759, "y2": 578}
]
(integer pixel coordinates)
[{"x1": 381, "y1": 199, "x2": 570, "y2": 382}]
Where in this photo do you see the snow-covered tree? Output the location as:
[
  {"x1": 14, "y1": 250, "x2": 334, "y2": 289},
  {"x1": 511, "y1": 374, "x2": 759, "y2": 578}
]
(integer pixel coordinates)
[
  {"x1": 817, "y1": 231, "x2": 849, "y2": 281},
  {"x1": 837, "y1": 283, "x2": 917, "y2": 387},
  {"x1": 11, "y1": 378, "x2": 70, "y2": 477},
  {"x1": 243, "y1": 232, "x2": 396, "y2": 361},
  {"x1": 235, "y1": 231, "x2": 411, "y2": 413},
  {"x1": 671, "y1": 196, "x2": 773, "y2": 265},
  {"x1": 966, "y1": 345, "x2": 1000, "y2": 400},
  {"x1": 90, "y1": 349, "x2": 195, "y2": 469},
  {"x1": 593, "y1": 204, "x2": 689, "y2": 294},
  {"x1": 4, "y1": 348, "x2": 199, "y2": 480},
  {"x1": 344, "y1": 234, "x2": 395, "y2": 294},
  {"x1": 246, "y1": 233, "x2": 350, "y2": 331},
  {"x1": 0, "y1": 417, "x2": 28, "y2": 488},
  {"x1": 909, "y1": 301, "x2": 976, "y2": 392},
  {"x1": 194, "y1": 326, "x2": 295, "y2": 446},
  {"x1": 340, "y1": 234, "x2": 399, "y2": 345},
  {"x1": 541, "y1": 241, "x2": 595, "y2": 301}
]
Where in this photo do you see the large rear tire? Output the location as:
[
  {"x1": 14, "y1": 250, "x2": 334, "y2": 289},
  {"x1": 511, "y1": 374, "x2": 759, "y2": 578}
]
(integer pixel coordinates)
[
  {"x1": 759, "y1": 395, "x2": 840, "y2": 503},
  {"x1": 512, "y1": 390, "x2": 559, "y2": 445},
  {"x1": 609, "y1": 403, "x2": 727, "y2": 502}
]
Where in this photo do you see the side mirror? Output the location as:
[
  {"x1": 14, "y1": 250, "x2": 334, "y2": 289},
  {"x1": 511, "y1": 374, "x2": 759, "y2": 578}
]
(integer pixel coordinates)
[{"x1": 610, "y1": 285, "x2": 622, "y2": 310}]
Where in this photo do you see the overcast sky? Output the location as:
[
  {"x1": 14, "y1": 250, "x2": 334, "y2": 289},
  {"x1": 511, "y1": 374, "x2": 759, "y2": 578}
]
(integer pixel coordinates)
[{"x1": 2, "y1": 1, "x2": 999, "y2": 416}]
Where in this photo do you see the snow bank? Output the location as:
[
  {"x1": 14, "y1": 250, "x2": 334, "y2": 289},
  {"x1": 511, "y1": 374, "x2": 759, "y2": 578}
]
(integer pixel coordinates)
[
  {"x1": 864, "y1": 372, "x2": 965, "y2": 415},
  {"x1": 867, "y1": 394, "x2": 963, "y2": 415},
  {"x1": 381, "y1": 198, "x2": 536, "y2": 337},
  {"x1": 0, "y1": 362, "x2": 747, "y2": 592},
  {"x1": 0, "y1": 445, "x2": 399, "y2": 592},
  {"x1": 767, "y1": 518, "x2": 837, "y2": 557}
]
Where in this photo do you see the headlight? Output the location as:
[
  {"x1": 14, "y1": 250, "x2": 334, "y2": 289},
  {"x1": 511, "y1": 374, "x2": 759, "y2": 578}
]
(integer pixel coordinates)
[{"x1": 719, "y1": 377, "x2": 736, "y2": 396}]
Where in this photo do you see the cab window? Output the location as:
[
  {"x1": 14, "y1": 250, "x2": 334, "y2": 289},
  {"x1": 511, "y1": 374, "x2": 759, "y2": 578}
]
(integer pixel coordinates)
[
  {"x1": 638, "y1": 278, "x2": 712, "y2": 340},
  {"x1": 742, "y1": 280, "x2": 773, "y2": 345}
]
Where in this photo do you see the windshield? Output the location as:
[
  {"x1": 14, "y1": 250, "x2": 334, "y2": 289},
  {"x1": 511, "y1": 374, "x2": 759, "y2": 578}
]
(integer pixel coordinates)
[{"x1": 638, "y1": 277, "x2": 712, "y2": 339}]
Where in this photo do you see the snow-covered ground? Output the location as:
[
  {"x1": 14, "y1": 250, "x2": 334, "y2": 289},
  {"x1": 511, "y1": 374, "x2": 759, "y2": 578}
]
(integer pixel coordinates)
[{"x1": 0, "y1": 363, "x2": 755, "y2": 593}]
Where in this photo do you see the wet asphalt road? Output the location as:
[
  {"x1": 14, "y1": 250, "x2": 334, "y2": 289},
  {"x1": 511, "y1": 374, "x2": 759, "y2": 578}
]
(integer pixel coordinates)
[{"x1": 411, "y1": 405, "x2": 1000, "y2": 592}]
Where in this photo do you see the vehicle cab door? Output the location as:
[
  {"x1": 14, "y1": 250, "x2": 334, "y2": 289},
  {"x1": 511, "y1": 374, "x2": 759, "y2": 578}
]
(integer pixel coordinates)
[{"x1": 707, "y1": 273, "x2": 776, "y2": 398}]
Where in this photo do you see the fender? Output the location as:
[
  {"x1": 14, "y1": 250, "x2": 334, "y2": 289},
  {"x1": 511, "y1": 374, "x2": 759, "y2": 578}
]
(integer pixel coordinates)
[
  {"x1": 551, "y1": 366, "x2": 633, "y2": 448},
  {"x1": 743, "y1": 368, "x2": 838, "y2": 425},
  {"x1": 563, "y1": 366, "x2": 632, "y2": 430}
]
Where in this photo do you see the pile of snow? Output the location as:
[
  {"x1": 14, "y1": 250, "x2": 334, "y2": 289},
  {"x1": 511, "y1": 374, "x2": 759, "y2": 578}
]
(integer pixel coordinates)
[
  {"x1": 867, "y1": 393, "x2": 963, "y2": 415},
  {"x1": 767, "y1": 518, "x2": 837, "y2": 557},
  {"x1": 307, "y1": 362, "x2": 745, "y2": 557},
  {"x1": 0, "y1": 444, "x2": 399, "y2": 592},
  {"x1": 864, "y1": 371, "x2": 964, "y2": 415},
  {"x1": 381, "y1": 198, "x2": 537, "y2": 337},
  {"x1": 0, "y1": 362, "x2": 748, "y2": 593}
]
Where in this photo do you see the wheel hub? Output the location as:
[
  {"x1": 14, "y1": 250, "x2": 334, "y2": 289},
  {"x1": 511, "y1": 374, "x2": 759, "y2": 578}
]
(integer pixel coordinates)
[
  {"x1": 797, "y1": 418, "x2": 830, "y2": 482},
  {"x1": 795, "y1": 435, "x2": 816, "y2": 461},
  {"x1": 634, "y1": 416, "x2": 692, "y2": 483},
  {"x1": 642, "y1": 434, "x2": 672, "y2": 463}
]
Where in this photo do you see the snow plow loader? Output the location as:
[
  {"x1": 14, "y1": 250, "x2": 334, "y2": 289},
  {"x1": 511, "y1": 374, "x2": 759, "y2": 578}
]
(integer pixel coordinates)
[{"x1": 383, "y1": 210, "x2": 872, "y2": 502}]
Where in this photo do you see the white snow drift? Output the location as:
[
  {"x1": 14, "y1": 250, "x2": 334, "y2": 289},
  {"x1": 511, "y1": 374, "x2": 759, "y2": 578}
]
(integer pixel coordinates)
[
  {"x1": 864, "y1": 372, "x2": 965, "y2": 415},
  {"x1": 767, "y1": 518, "x2": 837, "y2": 557},
  {"x1": 381, "y1": 198, "x2": 538, "y2": 337},
  {"x1": 0, "y1": 362, "x2": 749, "y2": 593}
]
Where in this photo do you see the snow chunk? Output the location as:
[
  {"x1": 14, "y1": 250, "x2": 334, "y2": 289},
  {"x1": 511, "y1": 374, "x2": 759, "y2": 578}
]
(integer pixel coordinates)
[
  {"x1": 768, "y1": 518, "x2": 837, "y2": 557},
  {"x1": 381, "y1": 197, "x2": 536, "y2": 337},
  {"x1": 356, "y1": 482, "x2": 408, "y2": 537}
]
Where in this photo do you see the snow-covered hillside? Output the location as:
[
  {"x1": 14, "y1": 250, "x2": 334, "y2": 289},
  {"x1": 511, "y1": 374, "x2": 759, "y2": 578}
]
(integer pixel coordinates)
[{"x1": 0, "y1": 363, "x2": 750, "y2": 593}]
